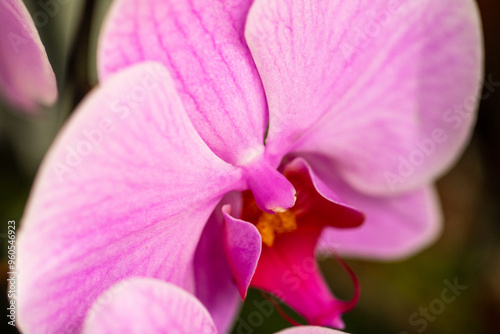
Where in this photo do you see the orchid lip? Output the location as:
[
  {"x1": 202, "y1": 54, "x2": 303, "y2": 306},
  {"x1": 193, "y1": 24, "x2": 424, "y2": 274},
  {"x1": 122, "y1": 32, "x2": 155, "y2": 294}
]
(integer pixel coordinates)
[{"x1": 240, "y1": 164, "x2": 364, "y2": 327}]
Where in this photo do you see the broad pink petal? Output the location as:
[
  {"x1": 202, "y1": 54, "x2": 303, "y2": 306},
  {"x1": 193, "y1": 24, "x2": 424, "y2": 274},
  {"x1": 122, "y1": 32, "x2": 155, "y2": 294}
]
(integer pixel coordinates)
[
  {"x1": 194, "y1": 193, "x2": 242, "y2": 333},
  {"x1": 17, "y1": 63, "x2": 243, "y2": 333},
  {"x1": 0, "y1": 0, "x2": 57, "y2": 111},
  {"x1": 277, "y1": 327, "x2": 348, "y2": 334},
  {"x1": 246, "y1": 0, "x2": 483, "y2": 194},
  {"x1": 300, "y1": 155, "x2": 442, "y2": 260},
  {"x1": 98, "y1": 0, "x2": 267, "y2": 164},
  {"x1": 222, "y1": 203, "x2": 262, "y2": 299},
  {"x1": 82, "y1": 278, "x2": 217, "y2": 334}
]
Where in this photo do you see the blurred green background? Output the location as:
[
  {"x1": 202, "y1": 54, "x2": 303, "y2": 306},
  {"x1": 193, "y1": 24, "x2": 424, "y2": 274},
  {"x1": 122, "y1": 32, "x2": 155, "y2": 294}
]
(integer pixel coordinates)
[{"x1": 0, "y1": 1, "x2": 499, "y2": 333}]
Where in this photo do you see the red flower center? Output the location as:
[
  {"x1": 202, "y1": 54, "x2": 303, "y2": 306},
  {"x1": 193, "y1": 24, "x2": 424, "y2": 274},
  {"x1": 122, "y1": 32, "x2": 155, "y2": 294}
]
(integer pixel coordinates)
[
  {"x1": 237, "y1": 165, "x2": 364, "y2": 328},
  {"x1": 241, "y1": 167, "x2": 362, "y2": 247}
]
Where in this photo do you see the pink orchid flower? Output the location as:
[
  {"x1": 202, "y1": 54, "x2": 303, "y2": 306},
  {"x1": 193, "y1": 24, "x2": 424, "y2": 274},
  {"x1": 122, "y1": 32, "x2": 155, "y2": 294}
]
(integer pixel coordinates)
[
  {"x1": 0, "y1": 0, "x2": 57, "y2": 111},
  {"x1": 17, "y1": 0, "x2": 482, "y2": 333},
  {"x1": 82, "y1": 277, "x2": 347, "y2": 334}
]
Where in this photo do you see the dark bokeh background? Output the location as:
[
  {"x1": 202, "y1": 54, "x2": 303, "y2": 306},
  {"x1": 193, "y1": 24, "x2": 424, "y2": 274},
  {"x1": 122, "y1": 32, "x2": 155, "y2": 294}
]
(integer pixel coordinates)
[{"x1": 1, "y1": 1, "x2": 498, "y2": 333}]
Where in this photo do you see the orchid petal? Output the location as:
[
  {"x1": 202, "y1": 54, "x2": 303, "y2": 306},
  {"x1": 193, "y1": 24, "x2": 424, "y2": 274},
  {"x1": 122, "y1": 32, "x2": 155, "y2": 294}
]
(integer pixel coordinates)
[
  {"x1": 82, "y1": 278, "x2": 347, "y2": 334},
  {"x1": 222, "y1": 203, "x2": 262, "y2": 299},
  {"x1": 98, "y1": 0, "x2": 267, "y2": 164},
  {"x1": 82, "y1": 278, "x2": 217, "y2": 334},
  {"x1": 17, "y1": 62, "x2": 243, "y2": 333},
  {"x1": 0, "y1": 0, "x2": 57, "y2": 111},
  {"x1": 246, "y1": 0, "x2": 483, "y2": 194},
  {"x1": 277, "y1": 327, "x2": 348, "y2": 334},
  {"x1": 300, "y1": 155, "x2": 442, "y2": 260},
  {"x1": 194, "y1": 193, "x2": 243, "y2": 333}
]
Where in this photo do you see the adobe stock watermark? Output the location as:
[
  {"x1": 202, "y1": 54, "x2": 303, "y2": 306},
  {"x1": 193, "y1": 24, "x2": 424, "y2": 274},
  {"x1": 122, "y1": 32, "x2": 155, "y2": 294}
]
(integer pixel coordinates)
[
  {"x1": 30, "y1": 0, "x2": 72, "y2": 28},
  {"x1": 340, "y1": 0, "x2": 406, "y2": 60},
  {"x1": 340, "y1": 0, "x2": 430, "y2": 61},
  {"x1": 51, "y1": 64, "x2": 170, "y2": 182},
  {"x1": 234, "y1": 297, "x2": 278, "y2": 334},
  {"x1": 385, "y1": 74, "x2": 500, "y2": 191},
  {"x1": 7, "y1": 0, "x2": 71, "y2": 54},
  {"x1": 6, "y1": 220, "x2": 18, "y2": 327},
  {"x1": 400, "y1": 277, "x2": 467, "y2": 334}
]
